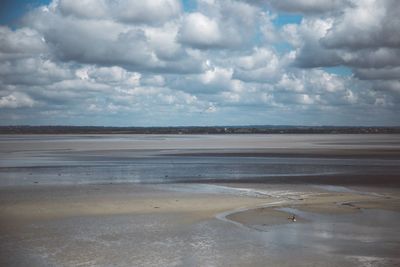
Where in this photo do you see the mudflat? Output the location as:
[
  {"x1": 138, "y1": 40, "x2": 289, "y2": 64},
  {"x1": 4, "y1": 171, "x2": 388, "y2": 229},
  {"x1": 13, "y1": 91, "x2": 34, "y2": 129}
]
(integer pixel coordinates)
[
  {"x1": 1, "y1": 183, "x2": 399, "y2": 267},
  {"x1": 0, "y1": 134, "x2": 399, "y2": 266}
]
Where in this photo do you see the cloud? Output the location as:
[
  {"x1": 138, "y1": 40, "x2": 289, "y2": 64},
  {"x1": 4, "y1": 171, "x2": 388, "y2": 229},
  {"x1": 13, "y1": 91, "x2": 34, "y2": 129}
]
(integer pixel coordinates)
[
  {"x1": 354, "y1": 67, "x2": 400, "y2": 80},
  {"x1": 280, "y1": 0, "x2": 400, "y2": 110},
  {"x1": 23, "y1": 3, "x2": 202, "y2": 74},
  {"x1": 58, "y1": 0, "x2": 182, "y2": 24},
  {"x1": 111, "y1": 0, "x2": 182, "y2": 25},
  {"x1": 232, "y1": 47, "x2": 291, "y2": 83},
  {"x1": 0, "y1": 92, "x2": 36, "y2": 108},
  {"x1": 169, "y1": 65, "x2": 237, "y2": 95},
  {"x1": 178, "y1": 0, "x2": 261, "y2": 49},
  {"x1": 321, "y1": 0, "x2": 400, "y2": 50},
  {"x1": 58, "y1": 0, "x2": 108, "y2": 19},
  {"x1": 255, "y1": 0, "x2": 351, "y2": 14},
  {"x1": 0, "y1": 57, "x2": 73, "y2": 85},
  {"x1": 0, "y1": 0, "x2": 399, "y2": 126},
  {"x1": 282, "y1": 17, "x2": 341, "y2": 68},
  {"x1": 86, "y1": 66, "x2": 141, "y2": 86},
  {"x1": 0, "y1": 27, "x2": 47, "y2": 60},
  {"x1": 178, "y1": 12, "x2": 223, "y2": 49}
]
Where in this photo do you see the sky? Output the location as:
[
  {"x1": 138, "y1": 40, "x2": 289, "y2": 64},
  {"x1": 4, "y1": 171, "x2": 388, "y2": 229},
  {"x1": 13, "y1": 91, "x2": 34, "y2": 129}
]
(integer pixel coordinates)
[{"x1": 0, "y1": 0, "x2": 399, "y2": 126}]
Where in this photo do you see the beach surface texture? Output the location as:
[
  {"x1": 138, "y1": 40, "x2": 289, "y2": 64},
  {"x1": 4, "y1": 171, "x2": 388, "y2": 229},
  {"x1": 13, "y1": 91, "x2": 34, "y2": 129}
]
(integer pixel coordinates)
[{"x1": 0, "y1": 134, "x2": 399, "y2": 266}]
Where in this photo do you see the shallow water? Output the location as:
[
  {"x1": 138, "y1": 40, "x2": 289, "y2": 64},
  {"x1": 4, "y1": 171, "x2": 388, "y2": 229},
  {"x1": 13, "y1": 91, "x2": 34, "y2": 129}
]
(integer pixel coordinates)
[
  {"x1": 1, "y1": 134, "x2": 400, "y2": 186},
  {"x1": 1, "y1": 134, "x2": 399, "y2": 266},
  {"x1": 267, "y1": 208, "x2": 400, "y2": 264},
  {"x1": 3, "y1": 201, "x2": 399, "y2": 267}
]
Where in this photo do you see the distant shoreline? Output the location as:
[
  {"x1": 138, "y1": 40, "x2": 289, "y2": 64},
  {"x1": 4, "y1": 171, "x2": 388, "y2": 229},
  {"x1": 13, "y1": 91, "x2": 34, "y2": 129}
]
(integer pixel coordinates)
[{"x1": 1, "y1": 125, "x2": 400, "y2": 134}]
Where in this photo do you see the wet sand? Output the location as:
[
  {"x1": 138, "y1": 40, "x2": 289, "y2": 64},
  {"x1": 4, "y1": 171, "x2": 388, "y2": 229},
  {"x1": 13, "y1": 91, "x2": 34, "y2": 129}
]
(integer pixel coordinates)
[
  {"x1": 1, "y1": 134, "x2": 400, "y2": 266},
  {"x1": 1, "y1": 134, "x2": 400, "y2": 186},
  {"x1": 1, "y1": 183, "x2": 400, "y2": 266}
]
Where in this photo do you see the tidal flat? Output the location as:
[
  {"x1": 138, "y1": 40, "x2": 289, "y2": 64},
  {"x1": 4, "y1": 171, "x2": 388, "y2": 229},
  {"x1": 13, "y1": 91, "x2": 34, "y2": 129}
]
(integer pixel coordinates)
[{"x1": 0, "y1": 134, "x2": 399, "y2": 266}]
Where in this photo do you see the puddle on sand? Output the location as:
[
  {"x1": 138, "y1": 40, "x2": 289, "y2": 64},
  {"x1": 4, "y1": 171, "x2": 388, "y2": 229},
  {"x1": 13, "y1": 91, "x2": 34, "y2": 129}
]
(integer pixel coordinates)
[{"x1": 256, "y1": 208, "x2": 400, "y2": 261}]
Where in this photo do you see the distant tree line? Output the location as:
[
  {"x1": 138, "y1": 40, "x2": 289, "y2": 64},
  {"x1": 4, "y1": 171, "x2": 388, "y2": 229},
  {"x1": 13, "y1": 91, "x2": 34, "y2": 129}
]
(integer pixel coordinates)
[{"x1": 1, "y1": 125, "x2": 399, "y2": 134}]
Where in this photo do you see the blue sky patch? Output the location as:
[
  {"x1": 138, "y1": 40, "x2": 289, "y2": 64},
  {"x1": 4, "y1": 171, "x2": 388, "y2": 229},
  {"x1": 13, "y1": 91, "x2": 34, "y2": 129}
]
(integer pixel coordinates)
[
  {"x1": 182, "y1": 0, "x2": 197, "y2": 12},
  {"x1": 322, "y1": 66, "x2": 353, "y2": 77},
  {"x1": 0, "y1": 0, "x2": 49, "y2": 26},
  {"x1": 273, "y1": 13, "x2": 303, "y2": 27}
]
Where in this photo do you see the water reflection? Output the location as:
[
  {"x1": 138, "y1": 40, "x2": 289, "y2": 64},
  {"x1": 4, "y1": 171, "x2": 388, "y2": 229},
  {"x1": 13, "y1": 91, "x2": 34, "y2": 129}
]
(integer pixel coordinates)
[{"x1": 1, "y1": 134, "x2": 400, "y2": 186}]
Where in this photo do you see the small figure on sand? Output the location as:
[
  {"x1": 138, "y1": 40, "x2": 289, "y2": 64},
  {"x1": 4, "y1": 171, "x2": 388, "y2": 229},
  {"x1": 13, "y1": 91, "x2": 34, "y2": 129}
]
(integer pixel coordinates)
[{"x1": 288, "y1": 214, "x2": 296, "y2": 222}]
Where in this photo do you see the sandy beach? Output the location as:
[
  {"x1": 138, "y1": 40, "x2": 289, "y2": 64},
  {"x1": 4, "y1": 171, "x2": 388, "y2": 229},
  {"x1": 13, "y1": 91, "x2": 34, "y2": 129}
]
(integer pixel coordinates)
[
  {"x1": 0, "y1": 183, "x2": 399, "y2": 266},
  {"x1": 1, "y1": 134, "x2": 400, "y2": 266}
]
